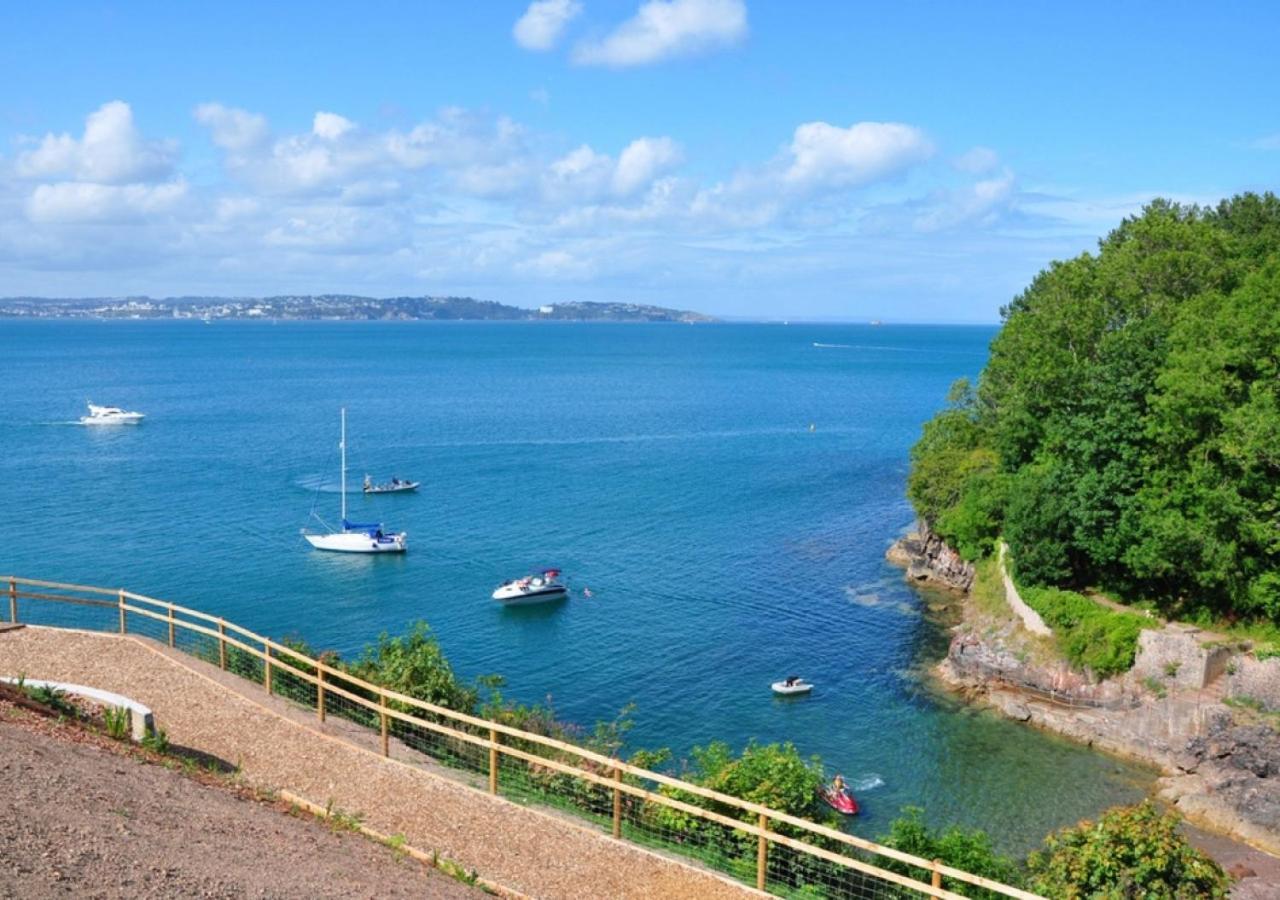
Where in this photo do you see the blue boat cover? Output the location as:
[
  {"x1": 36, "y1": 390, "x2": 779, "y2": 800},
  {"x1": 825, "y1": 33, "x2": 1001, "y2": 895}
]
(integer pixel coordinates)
[{"x1": 342, "y1": 519, "x2": 383, "y2": 531}]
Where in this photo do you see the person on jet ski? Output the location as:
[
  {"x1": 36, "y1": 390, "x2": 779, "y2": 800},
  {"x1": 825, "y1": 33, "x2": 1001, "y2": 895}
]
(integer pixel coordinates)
[{"x1": 831, "y1": 774, "x2": 846, "y2": 794}]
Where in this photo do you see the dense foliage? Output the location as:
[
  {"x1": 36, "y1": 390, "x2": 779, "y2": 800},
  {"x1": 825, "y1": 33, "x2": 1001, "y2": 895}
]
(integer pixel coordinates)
[
  {"x1": 1019, "y1": 586, "x2": 1153, "y2": 677},
  {"x1": 909, "y1": 193, "x2": 1280, "y2": 622},
  {"x1": 878, "y1": 807, "x2": 1023, "y2": 897},
  {"x1": 1026, "y1": 801, "x2": 1229, "y2": 898}
]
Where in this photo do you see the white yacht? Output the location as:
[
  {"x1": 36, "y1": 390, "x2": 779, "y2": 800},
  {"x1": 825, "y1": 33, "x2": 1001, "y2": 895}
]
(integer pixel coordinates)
[
  {"x1": 492, "y1": 569, "x2": 567, "y2": 605},
  {"x1": 80, "y1": 403, "x2": 145, "y2": 425},
  {"x1": 303, "y1": 409, "x2": 407, "y2": 554}
]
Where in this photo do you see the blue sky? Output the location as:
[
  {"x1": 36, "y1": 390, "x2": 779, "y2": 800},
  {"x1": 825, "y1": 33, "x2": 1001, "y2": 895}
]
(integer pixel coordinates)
[{"x1": 1, "y1": 1, "x2": 1277, "y2": 321}]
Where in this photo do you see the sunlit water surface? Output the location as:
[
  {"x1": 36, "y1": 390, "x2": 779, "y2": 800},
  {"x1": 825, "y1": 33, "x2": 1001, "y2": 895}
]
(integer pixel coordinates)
[{"x1": 1, "y1": 320, "x2": 1153, "y2": 851}]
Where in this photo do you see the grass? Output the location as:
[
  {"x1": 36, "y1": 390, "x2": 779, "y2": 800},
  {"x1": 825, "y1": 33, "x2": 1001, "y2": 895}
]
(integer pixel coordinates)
[
  {"x1": 971, "y1": 557, "x2": 1012, "y2": 620},
  {"x1": 103, "y1": 705, "x2": 130, "y2": 740},
  {"x1": 1018, "y1": 584, "x2": 1155, "y2": 678},
  {"x1": 1142, "y1": 676, "x2": 1167, "y2": 699}
]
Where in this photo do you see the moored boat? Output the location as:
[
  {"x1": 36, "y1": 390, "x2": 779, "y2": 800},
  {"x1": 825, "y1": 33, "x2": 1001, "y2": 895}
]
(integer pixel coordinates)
[
  {"x1": 771, "y1": 676, "x2": 813, "y2": 695},
  {"x1": 303, "y1": 409, "x2": 407, "y2": 554},
  {"x1": 493, "y1": 569, "x2": 567, "y2": 604},
  {"x1": 80, "y1": 402, "x2": 145, "y2": 425},
  {"x1": 363, "y1": 475, "x2": 420, "y2": 494}
]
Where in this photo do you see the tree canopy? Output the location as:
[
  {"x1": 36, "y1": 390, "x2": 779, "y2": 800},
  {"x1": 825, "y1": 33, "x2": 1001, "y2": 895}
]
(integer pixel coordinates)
[{"x1": 908, "y1": 192, "x2": 1280, "y2": 621}]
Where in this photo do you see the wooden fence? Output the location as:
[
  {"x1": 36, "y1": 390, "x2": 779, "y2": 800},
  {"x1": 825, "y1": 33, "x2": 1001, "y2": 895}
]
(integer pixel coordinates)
[{"x1": 2, "y1": 575, "x2": 1041, "y2": 900}]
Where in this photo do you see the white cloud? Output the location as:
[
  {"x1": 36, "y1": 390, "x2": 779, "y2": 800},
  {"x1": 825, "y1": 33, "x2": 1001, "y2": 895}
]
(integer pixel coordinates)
[
  {"x1": 1247, "y1": 133, "x2": 1280, "y2": 151},
  {"x1": 17, "y1": 101, "x2": 177, "y2": 184},
  {"x1": 27, "y1": 179, "x2": 188, "y2": 223},
  {"x1": 613, "y1": 137, "x2": 682, "y2": 195},
  {"x1": 784, "y1": 121, "x2": 933, "y2": 190},
  {"x1": 543, "y1": 137, "x2": 682, "y2": 203},
  {"x1": 953, "y1": 146, "x2": 1000, "y2": 174},
  {"x1": 514, "y1": 0, "x2": 582, "y2": 51},
  {"x1": 313, "y1": 111, "x2": 355, "y2": 140},
  {"x1": 194, "y1": 103, "x2": 269, "y2": 151},
  {"x1": 573, "y1": 0, "x2": 747, "y2": 67},
  {"x1": 914, "y1": 170, "x2": 1016, "y2": 232}
]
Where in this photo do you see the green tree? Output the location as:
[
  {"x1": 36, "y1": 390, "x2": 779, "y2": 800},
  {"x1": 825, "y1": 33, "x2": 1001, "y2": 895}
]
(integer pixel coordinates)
[
  {"x1": 878, "y1": 807, "x2": 1023, "y2": 897},
  {"x1": 1026, "y1": 801, "x2": 1229, "y2": 899}
]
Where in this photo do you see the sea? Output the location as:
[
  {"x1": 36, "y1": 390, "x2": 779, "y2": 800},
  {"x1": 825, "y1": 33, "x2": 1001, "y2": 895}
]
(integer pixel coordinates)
[{"x1": 1, "y1": 319, "x2": 1153, "y2": 851}]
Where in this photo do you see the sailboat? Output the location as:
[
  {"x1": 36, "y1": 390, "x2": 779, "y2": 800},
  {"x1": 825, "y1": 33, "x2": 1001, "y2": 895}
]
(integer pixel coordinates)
[{"x1": 303, "y1": 409, "x2": 407, "y2": 554}]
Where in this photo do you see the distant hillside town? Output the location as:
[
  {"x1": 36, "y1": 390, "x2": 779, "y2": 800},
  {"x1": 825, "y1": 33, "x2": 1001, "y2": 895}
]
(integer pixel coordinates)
[{"x1": 0, "y1": 294, "x2": 715, "y2": 323}]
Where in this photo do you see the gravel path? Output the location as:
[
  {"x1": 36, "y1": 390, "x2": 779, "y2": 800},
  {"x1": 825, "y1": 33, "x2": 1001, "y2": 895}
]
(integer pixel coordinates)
[
  {"x1": 0, "y1": 627, "x2": 759, "y2": 900},
  {"x1": 0, "y1": 697, "x2": 480, "y2": 899}
]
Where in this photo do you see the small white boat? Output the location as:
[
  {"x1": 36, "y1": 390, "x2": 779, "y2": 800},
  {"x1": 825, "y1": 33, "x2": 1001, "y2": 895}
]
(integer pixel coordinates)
[
  {"x1": 363, "y1": 475, "x2": 420, "y2": 494},
  {"x1": 80, "y1": 402, "x2": 145, "y2": 425},
  {"x1": 303, "y1": 409, "x2": 407, "y2": 554},
  {"x1": 493, "y1": 569, "x2": 567, "y2": 605},
  {"x1": 771, "y1": 676, "x2": 813, "y2": 695}
]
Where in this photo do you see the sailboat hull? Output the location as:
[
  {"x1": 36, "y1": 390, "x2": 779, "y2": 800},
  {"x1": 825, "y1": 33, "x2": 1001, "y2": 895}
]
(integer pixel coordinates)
[{"x1": 304, "y1": 532, "x2": 407, "y2": 553}]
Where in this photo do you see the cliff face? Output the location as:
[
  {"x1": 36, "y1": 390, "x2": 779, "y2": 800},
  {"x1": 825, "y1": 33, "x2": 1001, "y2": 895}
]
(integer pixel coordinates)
[{"x1": 885, "y1": 526, "x2": 975, "y2": 592}]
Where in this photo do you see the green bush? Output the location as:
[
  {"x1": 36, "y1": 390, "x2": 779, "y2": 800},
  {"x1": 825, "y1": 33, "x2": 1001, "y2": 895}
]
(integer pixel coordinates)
[
  {"x1": 878, "y1": 807, "x2": 1023, "y2": 898},
  {"x1": 1020, "y1": 586, "x2": 1152, "y2": 677},
  {"x1": 1026, "y1": 801, "x2": 1229, "y2": 898}
]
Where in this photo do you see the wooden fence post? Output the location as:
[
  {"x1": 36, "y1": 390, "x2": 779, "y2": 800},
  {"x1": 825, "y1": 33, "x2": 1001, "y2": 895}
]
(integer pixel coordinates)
[
  {"x1": 217, "y1": 620, "x2": 227, "y2": 670},
  {"x1": 264, "y1": 641, "x2": 273, "y2": 694},
  {"x1": 167, "y1": 607, "x2": 175, "y2": 647},
  {"x1": 932, "y1": 859, "x2": 943, "y2": 892},
  {"x1": 380, "y1": 694, "x2": 389, "y2": 757},
  {"x1": 612, "y1": 766, "x2": 623, "y2": 838},
  {"x1": 8, "y1": 577, "x2": 16, "y2": 624},
  {"x1": 118, "y1": 589, "x2": 126, "y2": 634},
  {"x1": 488, "y1": 728, "x2": 499, "y2": 794},
  {"x1": 756, "y1": 813, "x2": 769, "y2": 891},
  {"x1": 317, "y1": 668, "x2": 326, "y2": 722}
]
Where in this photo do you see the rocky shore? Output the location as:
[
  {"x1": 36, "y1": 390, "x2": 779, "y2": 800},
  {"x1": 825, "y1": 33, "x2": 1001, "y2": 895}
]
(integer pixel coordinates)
[{"x1": 888, "y1": 528, "x2": 1280, "y2": 860}]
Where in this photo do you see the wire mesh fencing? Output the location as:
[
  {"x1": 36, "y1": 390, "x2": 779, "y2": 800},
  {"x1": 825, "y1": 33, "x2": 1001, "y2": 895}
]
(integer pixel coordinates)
[{"x1": 2, "y1": 576, "x2": 1040, "y2": 900}]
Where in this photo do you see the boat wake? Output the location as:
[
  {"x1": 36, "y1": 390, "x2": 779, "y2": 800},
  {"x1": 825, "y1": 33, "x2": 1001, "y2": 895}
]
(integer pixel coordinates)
[
  {"x1": 850, "y1": 774, "x2": 884, "y2": 792},
  {"x1": 812, "y1": 342, "x2": 853, "y2": 349}
]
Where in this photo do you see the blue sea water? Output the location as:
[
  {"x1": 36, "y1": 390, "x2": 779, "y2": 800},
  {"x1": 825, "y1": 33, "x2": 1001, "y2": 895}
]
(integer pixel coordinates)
[{"x1": 0, "y1": 319, "x2": 1152, "y2": 850}]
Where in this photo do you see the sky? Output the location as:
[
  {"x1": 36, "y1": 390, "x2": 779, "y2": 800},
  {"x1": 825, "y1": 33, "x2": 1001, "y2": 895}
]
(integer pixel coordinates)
[{"x1": 1, "y1": 1, "x2": 1277, "y2": 322}]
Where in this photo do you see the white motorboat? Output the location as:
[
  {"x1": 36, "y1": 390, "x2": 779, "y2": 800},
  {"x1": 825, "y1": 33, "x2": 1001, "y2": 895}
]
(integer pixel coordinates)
[
  {"x1": 303, "y1": 409, "x2": 407, "y2": 554},
  {"x1": 492, "y1": 569, "x2": 567, "y2": 605},
  {"x1": 363, "y1": 475, "x2": 420, "y2": 494},
  {"x1": 80, "y1": 402, "x2": 145, "y2": 425},
  {"x1": 771, "y1": 676, "x2": 813, "y2": 696}
]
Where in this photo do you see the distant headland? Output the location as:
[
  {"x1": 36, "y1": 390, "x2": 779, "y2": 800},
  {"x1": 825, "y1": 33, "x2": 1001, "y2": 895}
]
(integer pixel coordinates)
[{"x1": 0, "y1": 294, "x2": 716, "y2": 323}]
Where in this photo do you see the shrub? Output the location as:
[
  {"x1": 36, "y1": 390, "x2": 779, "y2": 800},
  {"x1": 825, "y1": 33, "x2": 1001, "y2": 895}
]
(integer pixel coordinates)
[
  {"x1": 878, "y1": 808, "x2": 1023, "y2": 897},
  {"x1": 103, "y1": 705, "x2": 130, "y2": 740},
  {"x1": 1020, "y1": 585, "x2": 1153, "y2": 677},
  {"x1": 1026, "y1": 801, "x2": 1229, "y2": 898}
]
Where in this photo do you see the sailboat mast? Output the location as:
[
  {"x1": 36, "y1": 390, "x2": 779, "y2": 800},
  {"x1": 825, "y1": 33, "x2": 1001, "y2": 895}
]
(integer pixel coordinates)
[{"x1": 340, "y1": 407, "x2": 347, "y2": 524}]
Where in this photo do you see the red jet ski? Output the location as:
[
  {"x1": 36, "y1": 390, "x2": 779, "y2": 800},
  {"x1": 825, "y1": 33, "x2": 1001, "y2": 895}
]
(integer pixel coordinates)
[{"x1": 819, "y1": 783, "x2": 860, "y2": 816}]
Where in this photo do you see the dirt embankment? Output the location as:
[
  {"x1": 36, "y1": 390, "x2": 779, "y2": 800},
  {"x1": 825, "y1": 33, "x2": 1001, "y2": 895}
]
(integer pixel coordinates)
[{"x1": 0, "y1": 695, "x2": 481, "y2": 899}]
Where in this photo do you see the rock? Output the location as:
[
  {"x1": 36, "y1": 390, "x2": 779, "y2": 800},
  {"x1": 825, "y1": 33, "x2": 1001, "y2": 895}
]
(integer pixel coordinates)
[
  {"x1": 1227, "y1": 863, "x2": 1257, "y2": 879},
  {"x1": 886, "y1": 525, "x2": 974, "y2": 593}
]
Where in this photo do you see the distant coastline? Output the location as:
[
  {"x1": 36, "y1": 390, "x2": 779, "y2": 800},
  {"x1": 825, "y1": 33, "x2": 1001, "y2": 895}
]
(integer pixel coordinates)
[{"x1": 0, "y1": 294, "x2": 716, "y2": 324}]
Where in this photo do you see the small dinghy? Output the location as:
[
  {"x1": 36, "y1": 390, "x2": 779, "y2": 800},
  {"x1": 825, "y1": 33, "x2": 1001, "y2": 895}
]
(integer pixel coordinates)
[
  {"x1": 771, "y1": 675, "x2": 813, "y2": 695},
  {"x1": 819, "y1": 781, "x2": 860, "y2": 816},
  {"x1": 492, "y1": 569, "x2": 568, "y2": 605},
  {"x1": 363, "y1": 475, "x2": 420, "y2": 494}
]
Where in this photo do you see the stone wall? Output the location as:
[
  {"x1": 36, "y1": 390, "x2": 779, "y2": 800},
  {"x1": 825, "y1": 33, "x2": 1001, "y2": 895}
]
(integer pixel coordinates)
[
  {"x1": 1228, "y1": 656, "x2": 1280, "y2": 712},
  {"x1": 997, "y1": 543, "x2": 1051, "y2": 637},
  {"x1": 1130, "y1": 625, "x2": 1234, "y2": 691}
]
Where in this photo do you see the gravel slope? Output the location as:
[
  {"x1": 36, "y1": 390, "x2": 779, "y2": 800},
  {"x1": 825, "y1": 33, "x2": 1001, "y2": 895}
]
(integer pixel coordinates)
[{"x1": 0, "y1": 698, "x2": 480, "y2": 899}]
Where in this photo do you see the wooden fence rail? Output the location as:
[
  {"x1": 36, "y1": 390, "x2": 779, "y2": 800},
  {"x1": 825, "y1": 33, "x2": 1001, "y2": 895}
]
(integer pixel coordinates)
[{"x1": 2, "y1": 575, "x2": 1041, "y2": 900}]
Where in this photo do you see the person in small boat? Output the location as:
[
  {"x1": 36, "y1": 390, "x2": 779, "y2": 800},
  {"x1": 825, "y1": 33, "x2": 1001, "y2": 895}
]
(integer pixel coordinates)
[
  {"x1": 364, "y1": 475, "x2": 372, "y2": 491},
  {"x1": 784, "y1": 675, "x2": 801, "y2": 687}
]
